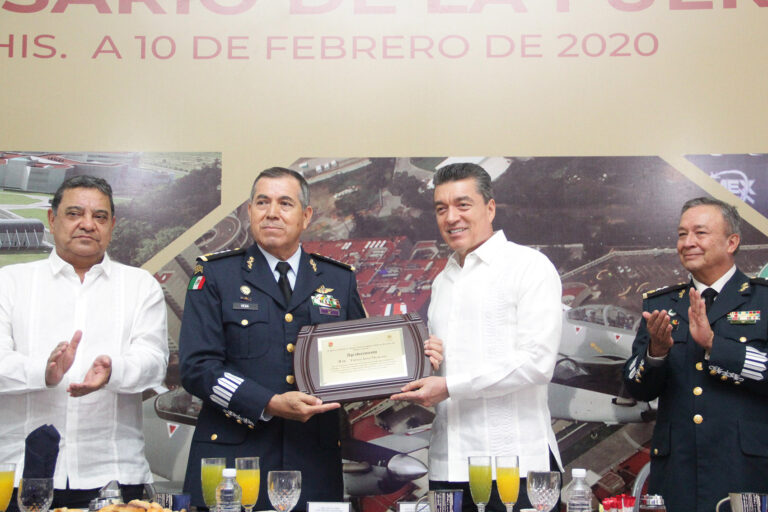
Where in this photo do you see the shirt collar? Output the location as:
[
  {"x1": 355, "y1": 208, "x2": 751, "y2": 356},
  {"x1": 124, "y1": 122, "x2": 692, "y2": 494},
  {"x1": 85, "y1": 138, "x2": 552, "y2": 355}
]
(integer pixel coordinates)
[
  {"x1": 691, "y1": 264, "x2": 736, "y2": 294},
  {"x1": 257, "y1": 244, "x2": 302, "y2": 275},
  {"x1": 447, "y1": 230, "x2": 507, "y2": 269},
  {"x1": 47, "y1": 249, "x2": 112, "y2": 279}
]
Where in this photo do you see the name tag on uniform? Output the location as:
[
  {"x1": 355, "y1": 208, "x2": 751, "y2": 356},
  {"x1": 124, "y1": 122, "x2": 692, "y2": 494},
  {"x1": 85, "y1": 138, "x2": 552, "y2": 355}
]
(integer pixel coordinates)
[
  {"x1": 728, "y1": 310, "x2": 759, "y2": 324},
  {"x1": 233, "y1": 302, "x2": 259, "y2": 311},
  {"x1": 319, "y1": 307, "x2": 340, "y2": 316}
]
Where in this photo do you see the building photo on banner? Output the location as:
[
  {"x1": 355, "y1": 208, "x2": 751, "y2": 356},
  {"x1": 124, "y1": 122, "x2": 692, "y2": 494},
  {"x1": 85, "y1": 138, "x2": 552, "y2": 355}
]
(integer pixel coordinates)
[{"x1": 6, "y1": 154, "x2": 765, "y2": 510}]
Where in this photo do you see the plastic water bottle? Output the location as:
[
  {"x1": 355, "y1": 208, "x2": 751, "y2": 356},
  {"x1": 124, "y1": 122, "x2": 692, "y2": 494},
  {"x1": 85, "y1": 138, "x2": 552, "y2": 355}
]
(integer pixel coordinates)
[
  {"x1": 566, "y1": 468, "x2": 592, "y2": 512},
  {"x1": 216, "y1": 468, "x2": 242, "y2": 512}
]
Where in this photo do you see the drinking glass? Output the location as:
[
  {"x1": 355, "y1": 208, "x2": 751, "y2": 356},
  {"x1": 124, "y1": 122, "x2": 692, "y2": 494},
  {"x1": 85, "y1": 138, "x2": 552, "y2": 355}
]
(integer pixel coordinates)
[
  {"x1": 495, "y1": 456, "x2": 519, "y2": 512},
  {"x1": 267, "y1": 471, "x2": 301, "y2": 512},
  {"x1": 17, "y1": 478, "x2": 54, "y2": 512},
  {"x1": 468, "y1": 456, "x2": 492, "y2": 512},
  {"x1": 0, "y1": 464, "x2": 15, "y2": 512},
  {"x1": 526, "y1": 471, "x2": 561, "y2": 512},
  {"x1": 200, "y1": 457, "x2": 226, "y2": 509},
  {"x1": 236, "y1": 457, "x2": 260, "y2": 512}
]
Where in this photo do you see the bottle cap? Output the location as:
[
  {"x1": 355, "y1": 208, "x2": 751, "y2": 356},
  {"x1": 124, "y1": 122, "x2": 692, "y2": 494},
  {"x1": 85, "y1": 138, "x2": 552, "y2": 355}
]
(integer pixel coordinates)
[
  {"x1": 223, "y1": 468, "x2": 236, "y2": 478},
  {"x1": 571, "y1": 468, "x2": 586, "y2": 478}
]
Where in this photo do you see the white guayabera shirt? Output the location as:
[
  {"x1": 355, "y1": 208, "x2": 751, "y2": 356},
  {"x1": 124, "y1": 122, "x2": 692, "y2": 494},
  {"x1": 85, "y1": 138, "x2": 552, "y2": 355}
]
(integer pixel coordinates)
[
  {"x1": 427, "y1": 230, "x2": 563, "y2": 481},
  {"x1": 0, "y1": 251, "x2": 168, "y2": 489}
]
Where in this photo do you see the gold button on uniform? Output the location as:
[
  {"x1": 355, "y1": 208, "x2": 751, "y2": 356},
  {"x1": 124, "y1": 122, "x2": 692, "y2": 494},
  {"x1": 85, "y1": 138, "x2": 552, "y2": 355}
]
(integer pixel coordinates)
[
  {"x1": 286, "y1": 343, "x2": 295, "y2": 353},
  {"x1": 285, "y1": 313, "x2": 293, "y2": 323},
  {"x1": 211, "y1": 434, "x2": 218, "y2": 441},
  {"x1": 721, "y1": 375, "x2": 728, "y2": 381},
  {"x1": 740, "y1": 337, "x2": 747, "y2": 343},
  {"x1": 653, "y1": 448, "x2": 659, "y2": 455},
  {"x1": 710, "y1": 369, "x2": 717, "y2": 376},
  {"x1": 693, "y1": 387, "x2": 702, "y2": 396},
  {"x1": 241, "y1": 319, "x2": 249, "y2": 326},
  {"x1": 696, "y1": 362, "x2": 703, "y2": 371},
  {"x1": 693, "y1": 414, "x2": 703, "y2": 424},
  {"x1": 286, "y1": 375, "x2": 295, "y2": 385}
]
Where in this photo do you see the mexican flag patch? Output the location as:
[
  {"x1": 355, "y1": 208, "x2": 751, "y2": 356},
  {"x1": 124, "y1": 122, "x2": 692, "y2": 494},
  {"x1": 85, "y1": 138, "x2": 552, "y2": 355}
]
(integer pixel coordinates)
[{"x1": 188, "y1": 276, "x2": 206, "y2": 290}]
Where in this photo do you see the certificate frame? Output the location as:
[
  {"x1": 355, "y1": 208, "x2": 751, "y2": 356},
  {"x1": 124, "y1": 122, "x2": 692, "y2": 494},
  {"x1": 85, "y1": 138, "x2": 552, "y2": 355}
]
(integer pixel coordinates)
[{"x1": 294, "y1": 313, "x2": 430, "y2": 402}]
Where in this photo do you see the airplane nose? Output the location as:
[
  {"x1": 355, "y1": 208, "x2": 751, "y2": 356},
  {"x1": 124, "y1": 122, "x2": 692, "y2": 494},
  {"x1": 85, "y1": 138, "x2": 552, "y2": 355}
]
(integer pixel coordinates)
[{"x1": 387, "y1": 454, "x2": 428, "y2": 480}]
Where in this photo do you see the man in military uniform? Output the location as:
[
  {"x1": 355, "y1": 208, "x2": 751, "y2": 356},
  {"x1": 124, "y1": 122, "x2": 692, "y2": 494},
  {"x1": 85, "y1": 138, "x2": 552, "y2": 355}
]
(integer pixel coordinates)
[
  {"x1": 623, "y1": 197, "x2": 768, "y2": 512},
  {"x1": 180, "y1": 167, "x2": 366, "y2": 511}
]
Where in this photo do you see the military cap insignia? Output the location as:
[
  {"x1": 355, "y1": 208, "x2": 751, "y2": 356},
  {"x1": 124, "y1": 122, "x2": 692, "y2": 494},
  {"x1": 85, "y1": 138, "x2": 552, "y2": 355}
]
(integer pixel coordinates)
[
  {"x1": 193, "y1": 264, "x2": 204, "y2": 275},
  {"x1": 198, "y1": 247, "x2": 244, "y2": 262}
]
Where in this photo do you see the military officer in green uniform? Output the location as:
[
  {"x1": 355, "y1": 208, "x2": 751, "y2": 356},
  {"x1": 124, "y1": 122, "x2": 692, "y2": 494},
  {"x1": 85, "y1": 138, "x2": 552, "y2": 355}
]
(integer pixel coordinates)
[{"x1": 623, "y1": 197, "x2": 768, "y2": 512}]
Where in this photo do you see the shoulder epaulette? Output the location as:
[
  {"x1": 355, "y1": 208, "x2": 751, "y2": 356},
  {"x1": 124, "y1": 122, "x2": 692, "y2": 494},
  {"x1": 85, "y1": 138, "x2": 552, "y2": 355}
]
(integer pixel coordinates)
[
  {"x1": 643, "y1": 282, "x2": 687, "y2": 300},
  {"x1": 750, "y1": 277, "x2": 768, "y2": 286},
  {"x1": 198, "y1": 247, "x2": 245, "y2": 262},
  {"x1": 311, "y1": 252, "x2": 355, "y2": 272}
]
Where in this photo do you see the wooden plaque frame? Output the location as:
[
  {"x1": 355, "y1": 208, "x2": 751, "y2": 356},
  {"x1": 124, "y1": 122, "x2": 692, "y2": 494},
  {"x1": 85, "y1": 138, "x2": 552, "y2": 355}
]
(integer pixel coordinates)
[{"x1": 294, "y1": 313, "x2": 430, "y2": 402}]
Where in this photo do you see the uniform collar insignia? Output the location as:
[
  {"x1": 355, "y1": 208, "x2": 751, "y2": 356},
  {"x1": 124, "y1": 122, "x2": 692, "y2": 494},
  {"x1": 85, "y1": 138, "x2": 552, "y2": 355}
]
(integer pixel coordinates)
[
  {"x1": 310, "y1": 258, "x2": 318, "y2": 272},
  {"x1": 739, "y1": 282, "x2": 749, "y2": 292},
  {"x1": 247, "y1": 256, "x2": 254, "y2": 270},
  {"x1": 679, "y1": 289, "x2": 686, "y2": 299}
]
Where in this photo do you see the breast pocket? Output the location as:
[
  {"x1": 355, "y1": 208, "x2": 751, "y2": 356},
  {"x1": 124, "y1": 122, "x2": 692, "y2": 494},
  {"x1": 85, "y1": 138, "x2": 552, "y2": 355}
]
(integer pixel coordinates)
[{"x1": 224, "y1": 302, "x2": 271, "y2": 358}]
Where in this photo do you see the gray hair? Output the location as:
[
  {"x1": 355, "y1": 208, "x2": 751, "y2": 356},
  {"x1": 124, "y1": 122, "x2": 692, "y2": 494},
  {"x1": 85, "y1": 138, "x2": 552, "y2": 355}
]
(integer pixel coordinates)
[
  {"x1": 433, "y1": 163, "x2": 493, "y2": 204},
  {"x1": 51, "y1": 175, "x2": 114, "y2": 216},
  {"x1": 681, "y1": 196, "x2": 741, "y2": 237},
  {"x1": 250, "y1": 167, "x2": 310, "y2": 208}
]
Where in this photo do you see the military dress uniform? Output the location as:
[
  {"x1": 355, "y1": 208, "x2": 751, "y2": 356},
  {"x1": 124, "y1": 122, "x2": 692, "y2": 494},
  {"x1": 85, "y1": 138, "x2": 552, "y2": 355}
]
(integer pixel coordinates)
[
  {"x1": 623, "y1": 269, "x2": 768, "y2": 512},
  {"x1": 179, "y1": 244, "x2": 366, "y2": 511}
]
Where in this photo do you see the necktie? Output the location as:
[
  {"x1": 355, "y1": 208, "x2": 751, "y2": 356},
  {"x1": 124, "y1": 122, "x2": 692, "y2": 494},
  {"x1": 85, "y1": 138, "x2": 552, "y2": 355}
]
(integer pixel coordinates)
[
  {"x1": 702, "y1": 287, "x2": 717, "y2": 312},
  {"x1": 276, "y1": 261, "x2": 292, "y2": 303}
]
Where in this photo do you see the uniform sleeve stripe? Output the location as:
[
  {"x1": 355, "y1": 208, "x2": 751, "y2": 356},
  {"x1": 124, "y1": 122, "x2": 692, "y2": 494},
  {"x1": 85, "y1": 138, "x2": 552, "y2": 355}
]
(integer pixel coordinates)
[
  {"x1": 745, "y1": 346, "x2": 767, "y2": 363},
  {"x1": 213, "y1": 385, "x2": 233, "y2": 401},
  {"x1": 742, "y1": 368, "x2": 764, "y2": 381},
  {"x1": 218, "y1": 377, "x2": 239, "y2": 393},
  {"x1": 210, "y1": 394, "x2": 229, "y2": 408},
  {"x1": 224, "y1": 372, "x2": 244, "y2": 384}
]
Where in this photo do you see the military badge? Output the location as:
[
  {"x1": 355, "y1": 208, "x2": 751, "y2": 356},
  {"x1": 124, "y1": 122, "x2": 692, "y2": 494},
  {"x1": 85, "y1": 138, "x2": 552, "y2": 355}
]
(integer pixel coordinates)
[
  {"x1": 671, "y1": 318, "x2": 680, "y2": 329},
  {"x1": 240, "y1": 285, "x2": 251, "y2": 295},
  {"x1": 728, "y1": 311, "x2": 760, "y2": 324},
  {"x1": 679, "y1": 289, "x2": 686, "y2": 299},
  {"x1": 193, "y1": 264, "x2": 204, "y2": 275},
  {"x1": 246, "y1": 256, "x2": 254, "y2": 270},
  {"x1": 739, "y1": 282, "x2": 749, "y2": 292},
  {"x1": 188, "y1": 275, "x2": 205, "y2": 290},
  {"x1": 310, "y1": 258, "x2": 317, "y2": 272},
  {"x1": 315, "y1": 285, "x2": 334, "y2": 294},
  {"x1": 312, "y1": 292, "x2": 341, "y2": 309}
]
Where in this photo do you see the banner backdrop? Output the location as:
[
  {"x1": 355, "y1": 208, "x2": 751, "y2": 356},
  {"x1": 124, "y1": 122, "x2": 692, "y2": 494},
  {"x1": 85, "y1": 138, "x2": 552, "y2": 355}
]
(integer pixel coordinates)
[{"x1": 2, "y1": 2, "x2": 768, "y2": 510}]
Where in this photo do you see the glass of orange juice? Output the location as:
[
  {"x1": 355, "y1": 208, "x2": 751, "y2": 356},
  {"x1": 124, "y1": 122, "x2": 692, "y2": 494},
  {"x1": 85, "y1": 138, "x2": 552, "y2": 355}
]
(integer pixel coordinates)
[
  {"x1": 0, "y1": 464, "x2": 16, "y2": 512},
  {"x1": 235, "y1": 457, "x2": 260, "y2": 512},
  {"x1": 201, "y1": 458, "x2": 226, "y2": 509},
  {"x1": 495, "y1": 456, "x2": 519, "y2": 512}
]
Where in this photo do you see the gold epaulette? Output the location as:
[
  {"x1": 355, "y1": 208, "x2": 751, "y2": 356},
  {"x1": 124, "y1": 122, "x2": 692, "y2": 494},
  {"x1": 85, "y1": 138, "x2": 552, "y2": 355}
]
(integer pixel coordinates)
[
  {"x1": 643, "y1": 282, "x2": 687, "y2": 300},
  {"x1": 311, "y1": 252, "x2": 355, "y2": 272},
  {"x1": 198, "y1": 247, "x2": 245, "y2": 262}
]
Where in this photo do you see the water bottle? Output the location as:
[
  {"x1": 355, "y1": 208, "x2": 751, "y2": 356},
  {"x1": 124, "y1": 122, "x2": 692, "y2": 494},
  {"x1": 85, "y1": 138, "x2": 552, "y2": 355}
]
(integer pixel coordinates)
[
  {"x1": 216, "y1": 468, "x2": 242, "y2": 512},
  {"x1": 566, "y1": 468, "x2": 592, "y2": 512}
]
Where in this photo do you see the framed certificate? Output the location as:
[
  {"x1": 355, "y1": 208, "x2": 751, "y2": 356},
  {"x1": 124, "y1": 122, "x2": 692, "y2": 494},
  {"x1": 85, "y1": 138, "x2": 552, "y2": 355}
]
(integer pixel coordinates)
[{"x1": 294, "y1": 313, "x2": 430, "y2": 402}]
